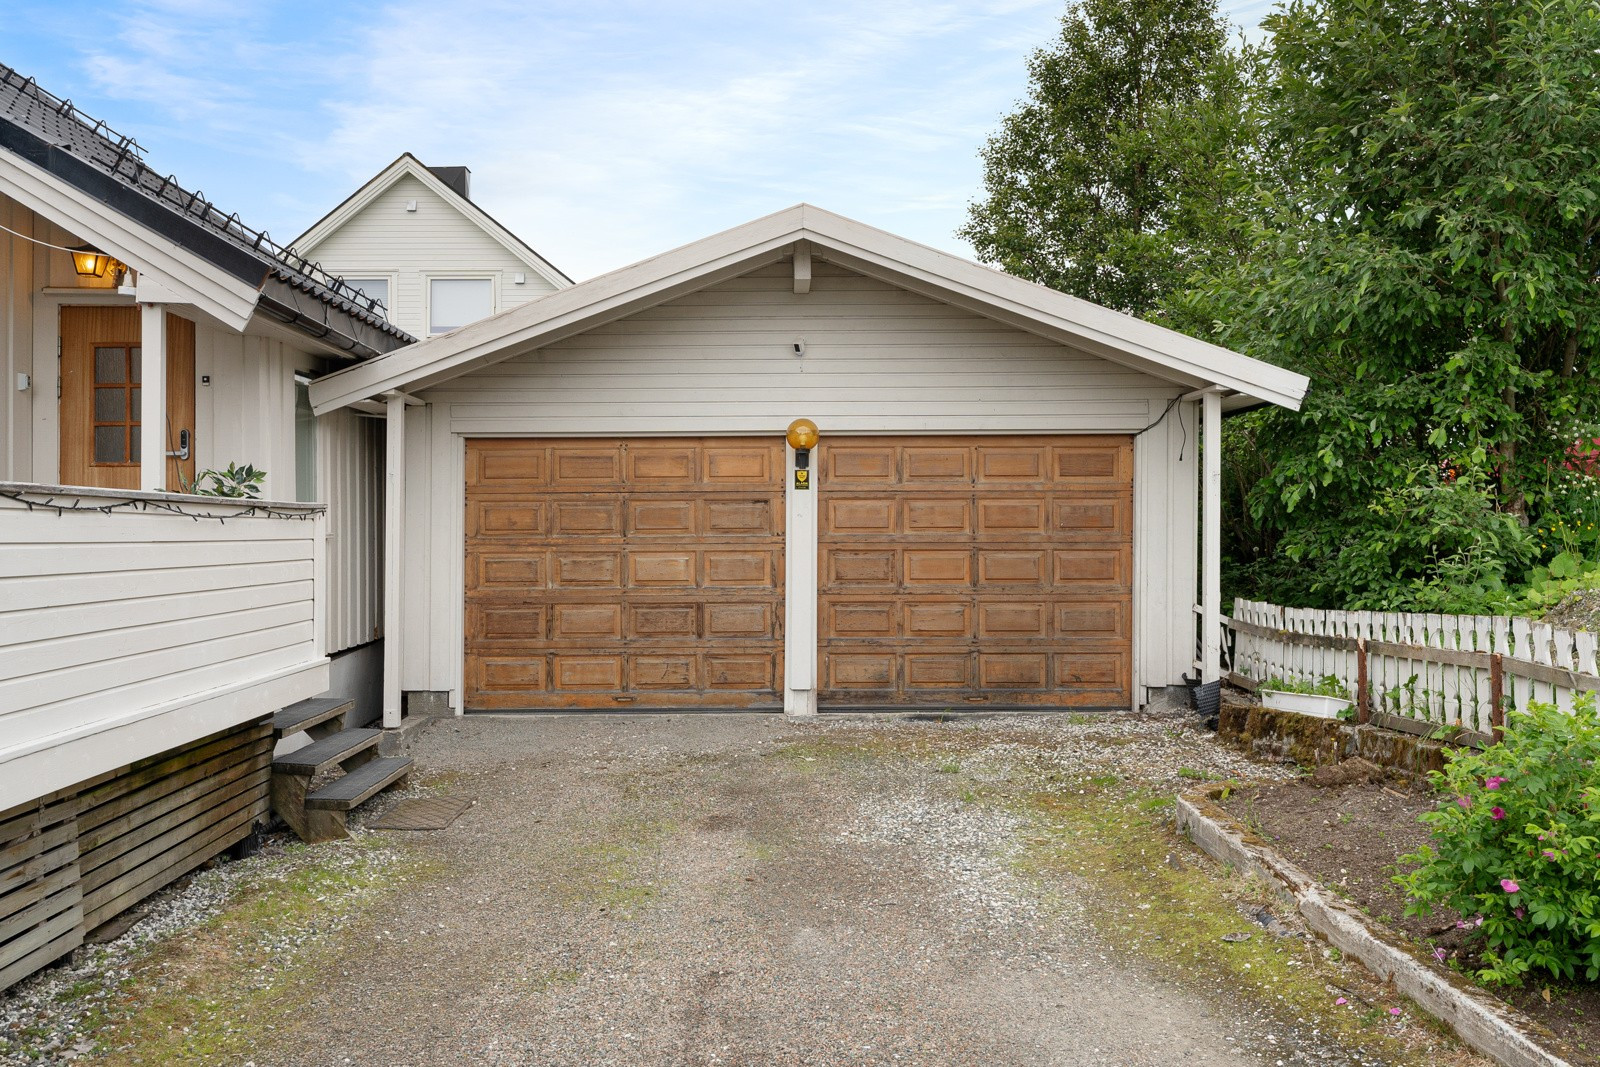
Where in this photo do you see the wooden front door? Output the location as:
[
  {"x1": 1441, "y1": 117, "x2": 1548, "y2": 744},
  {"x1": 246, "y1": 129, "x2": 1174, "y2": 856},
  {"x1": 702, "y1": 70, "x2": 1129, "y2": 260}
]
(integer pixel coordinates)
[
  {"x1": 464, "y1": 437, "x2": 785, "y2": 710},
  {"x1": 817, "y1": 435, "x2": 1133, "y2": 709},
  {"x1": 59, "y1": 306, "x2": 196, "y2": 491}
]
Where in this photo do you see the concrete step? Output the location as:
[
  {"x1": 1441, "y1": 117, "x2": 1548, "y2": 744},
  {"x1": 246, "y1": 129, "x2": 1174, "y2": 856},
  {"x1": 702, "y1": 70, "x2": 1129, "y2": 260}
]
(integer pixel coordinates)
[
  {"x1": 305, "y1": 757, "x2": 412, "y2": 812},
  {"x1": 272, "y1": 728, "x2": 380, "y2": 777},
  {"x1": 272, "y1": 697, "x2": 354, "y2": 739}
]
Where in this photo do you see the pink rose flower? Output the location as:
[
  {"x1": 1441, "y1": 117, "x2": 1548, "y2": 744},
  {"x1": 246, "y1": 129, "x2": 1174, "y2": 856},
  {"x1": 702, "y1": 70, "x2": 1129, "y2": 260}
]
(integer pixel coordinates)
[
  {"x1": 1485, "y1": 776, "x2": 1508, "y2": 790},
  {"x1": 1456, "y1": 796, "x2": 1472, "y2": 808},
  {"x1": 1514, "y1": 907, "x2": 1526, "y2": 919},
  {"x1": 1501, "y1": 879, "x2": 1520, "y2": 894},
  {"x1": 1490, "y1": 807, "x2": 1506, "y2": 820}
]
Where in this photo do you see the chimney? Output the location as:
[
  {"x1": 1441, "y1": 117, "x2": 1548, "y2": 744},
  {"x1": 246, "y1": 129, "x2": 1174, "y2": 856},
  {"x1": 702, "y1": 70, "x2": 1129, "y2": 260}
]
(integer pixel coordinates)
[{"x1": 427, "y1": 166, "x2": 471, "y2": 200}]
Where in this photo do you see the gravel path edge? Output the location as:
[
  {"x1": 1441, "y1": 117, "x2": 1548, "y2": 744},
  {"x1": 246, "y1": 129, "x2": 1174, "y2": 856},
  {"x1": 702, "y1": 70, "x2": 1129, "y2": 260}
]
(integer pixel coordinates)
[{"x1": 1175, "y1": 788, "x2": 1580, "y2": 1067}]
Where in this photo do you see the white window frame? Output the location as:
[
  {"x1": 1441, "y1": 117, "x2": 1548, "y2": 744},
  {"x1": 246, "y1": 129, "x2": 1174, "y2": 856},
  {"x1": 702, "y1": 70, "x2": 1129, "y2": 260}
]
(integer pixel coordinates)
[
  {"x1": 337, "y1": 273, "x2": 397, "y2": 320},
  {"x1": 425, "y1": 273, "x2": 497, "y2": 336}
]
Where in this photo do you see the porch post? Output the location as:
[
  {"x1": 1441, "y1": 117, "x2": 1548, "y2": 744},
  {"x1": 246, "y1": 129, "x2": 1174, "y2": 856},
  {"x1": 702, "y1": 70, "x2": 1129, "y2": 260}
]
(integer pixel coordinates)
[
  {"x1": 382, "y1": 391, "x2": 406, "y2": 729},
  {"x1": 1201, "y1": 388, "x2": 1223, "y2": 684},
  {"x1": 784, "y1": 441, "x2": 818, "y2": 717},
  {"x1": 138, "y1": 304, "x2": 166, "y2": 492}
]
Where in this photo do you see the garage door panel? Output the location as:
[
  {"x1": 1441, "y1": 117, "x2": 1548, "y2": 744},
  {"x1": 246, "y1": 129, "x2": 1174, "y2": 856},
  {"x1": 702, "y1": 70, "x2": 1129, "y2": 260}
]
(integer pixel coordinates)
[
  {"x1": 977, "y1": 550, "x2": 1047, "y2": 585},
  {"x1": 1053, "y1": 547, "x2": 1131, "y2": 587},
  {"x1": 826, "y1": 446, "x2": 895, "y2": 482},
  {"x1": 466, "y1": 437, "x2": 782, "y2": 710},
  {"x1": 627, "y1": 552, "x2": 696, "y2": 587},
  {"x1": 471, "y1": 552, "x2": 545, "y2": 592},
  {"x1": 705, "y1": 603, "x2": 772, "y2": 637},
  {"x1": 905, "y1": 601, "x2": 972, "y2": 638},
  {"x1": 704, "y1": 550, "x2": 773, "y2": 586},
  {"x1": 706, "y1": 499, "x2": 778, "y2": 534},
  {"x1": 1052, "y1": 496, "x2": 1131, "y2": 536},
  {"x1": 469, "y1": 500, "x2": 546, "y2": 537},
  {"x1": 629, "y1": 500, "x2": 696, "y2": 536},
  {"x1": 904, "y1": 550, "x2": 972, "y2": 587},
  {"x1": 550, "y1": 603, "x2": 623, "y2": 640},
  {"x1": 979, "y1": 653, "x2": 1050, "y2": 688},
  {"x1": 552, "y1": 552, "x2": 622, "y2": 589},
  {"x1": 903, "y1": 498, "x2": 972, "y2": 534},
  {"x1": 550, "y1": 448, "x2": 622, "y2": 486},
  {"x1": 977, "y1": 602, "x2": 1048, "y2": 638},
  {"x1": 827, "y1": 600, "x2": 897, "y2": 638},
  {"x1": 1052, "y1": 441, "x2": 1132, "y2": 484},
  {"x1": 469, "y1": 605, "x2": 546, "y2": 641},
  {"x1": 905, "y1": 654, "x2": 971, "y2": 689},
  {"x1": 820, "y1": 435, "x2": 1131, "y2": 708},
  {"x1": 903, "y1": 448, "x2": 970, "y2": 482}
]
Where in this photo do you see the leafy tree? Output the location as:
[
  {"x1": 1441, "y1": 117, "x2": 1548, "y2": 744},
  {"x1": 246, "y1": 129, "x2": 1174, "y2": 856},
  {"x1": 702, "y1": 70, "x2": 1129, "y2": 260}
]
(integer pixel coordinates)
[
  {"x1": 1178, "y1": 0, "x2": 1600, "y2": 608},
  {"x1": 961, "y1": 0, "x2": 1254, "y2": 316}
]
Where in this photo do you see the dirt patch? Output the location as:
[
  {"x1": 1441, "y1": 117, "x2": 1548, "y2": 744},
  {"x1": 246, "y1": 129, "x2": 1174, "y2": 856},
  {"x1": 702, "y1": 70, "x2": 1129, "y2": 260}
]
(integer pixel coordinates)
[{"x1": 1220, "y1": 775, "x2": 1600, "y2": 1063}]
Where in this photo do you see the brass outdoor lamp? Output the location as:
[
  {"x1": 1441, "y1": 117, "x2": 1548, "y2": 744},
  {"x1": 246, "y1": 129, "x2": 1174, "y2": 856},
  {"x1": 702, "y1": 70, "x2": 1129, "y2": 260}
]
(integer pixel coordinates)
[
  {"x1": 787, "y1": 418, "x2": 820, "y2": 490},
  {"x1": 70, "y1": 244, "x2": 114, "y2": 278}
]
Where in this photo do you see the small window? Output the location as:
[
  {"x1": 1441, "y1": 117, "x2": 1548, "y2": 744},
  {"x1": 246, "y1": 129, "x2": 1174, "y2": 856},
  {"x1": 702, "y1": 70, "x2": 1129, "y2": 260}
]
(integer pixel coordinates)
[
  {"x1": 429, "y1": 278, "x2": 493, "y2": 334},
  {"x1": 343, "y1": 278, "x2": 390, "y2": 317}
]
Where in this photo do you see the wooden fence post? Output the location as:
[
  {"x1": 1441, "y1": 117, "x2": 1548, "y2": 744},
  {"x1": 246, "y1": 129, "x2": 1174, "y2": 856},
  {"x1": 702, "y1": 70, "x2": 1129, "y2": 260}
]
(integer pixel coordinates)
[
  {"x1": 1356, "y1": 637, "x2": 1371, "y2": 725},
  {"x1": 1489, "y1": 653, "x2": 1505, "y2": 743}
]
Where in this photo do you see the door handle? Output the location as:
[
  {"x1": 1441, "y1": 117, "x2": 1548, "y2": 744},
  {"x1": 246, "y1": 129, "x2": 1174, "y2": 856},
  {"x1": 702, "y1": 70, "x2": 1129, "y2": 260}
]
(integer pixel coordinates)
[{"x1": 166, "y1": 427, "x2": 191, "y2": 461}]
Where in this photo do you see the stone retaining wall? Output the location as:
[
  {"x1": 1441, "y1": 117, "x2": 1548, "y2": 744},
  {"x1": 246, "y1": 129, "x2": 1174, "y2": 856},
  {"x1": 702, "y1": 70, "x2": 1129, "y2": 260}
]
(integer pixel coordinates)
[{"x1": 1218, "y1": 697, "x2": 1453, "y2": 775}]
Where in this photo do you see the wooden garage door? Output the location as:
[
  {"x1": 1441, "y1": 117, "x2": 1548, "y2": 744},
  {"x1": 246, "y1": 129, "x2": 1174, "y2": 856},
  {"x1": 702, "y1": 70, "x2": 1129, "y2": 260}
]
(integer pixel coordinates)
[
  {"x1": 465, "y1": 438, "x2": 784, "y2": 710},
  {"x1": 818, "y1": 435, "x2": 1132, "y2": 708}
]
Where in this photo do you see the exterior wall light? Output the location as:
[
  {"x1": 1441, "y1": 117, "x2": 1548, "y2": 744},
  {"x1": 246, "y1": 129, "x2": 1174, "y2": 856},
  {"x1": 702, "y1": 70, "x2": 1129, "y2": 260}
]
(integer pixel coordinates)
[
  {"x1": 70, "y1": 244, "x2": 114, "y2": 278},
  {"x1": 787, "y1": 418, "x2": 820, "y2": 491}
]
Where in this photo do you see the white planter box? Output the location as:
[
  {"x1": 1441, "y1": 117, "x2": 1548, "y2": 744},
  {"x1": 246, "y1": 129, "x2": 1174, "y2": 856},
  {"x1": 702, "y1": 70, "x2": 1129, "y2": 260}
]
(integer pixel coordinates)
[{"x1": 1259, "y1": 689, "x2": 1351, "y2": 719}]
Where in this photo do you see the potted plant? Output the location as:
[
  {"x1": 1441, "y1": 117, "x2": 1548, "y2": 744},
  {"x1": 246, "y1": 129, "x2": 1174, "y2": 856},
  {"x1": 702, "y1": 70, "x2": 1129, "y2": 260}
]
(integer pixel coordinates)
[{"x1": 1257, "y1": 675, "x2": 1353, "y2": 719}]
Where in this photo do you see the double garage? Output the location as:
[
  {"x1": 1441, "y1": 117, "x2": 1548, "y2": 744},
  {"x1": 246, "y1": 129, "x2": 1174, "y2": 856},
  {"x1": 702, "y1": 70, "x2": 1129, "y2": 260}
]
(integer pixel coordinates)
[
  {"x1": 311, "y1": 205, "x2": 1306, "y2": 719},
  {"x1": 465, "y1": 433, "x2": 1132, "y2": 711}
]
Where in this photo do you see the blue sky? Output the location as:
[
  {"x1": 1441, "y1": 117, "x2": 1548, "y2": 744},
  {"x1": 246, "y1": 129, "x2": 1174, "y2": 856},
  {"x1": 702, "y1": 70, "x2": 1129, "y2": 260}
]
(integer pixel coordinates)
[{"x1": 4, "y1": 1, "x2": 1273, "y2": 281}]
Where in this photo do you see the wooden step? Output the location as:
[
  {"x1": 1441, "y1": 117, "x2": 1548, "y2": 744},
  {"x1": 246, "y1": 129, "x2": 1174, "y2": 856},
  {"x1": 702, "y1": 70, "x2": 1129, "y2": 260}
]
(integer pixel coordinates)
[
  {"x1": 305, "y1": 758, "x2": 412, "y2": 812},
  {"x1": 271, "y1": 729, "x2": 380, "y2": 777},
  {"x1": 272, "y1": 697, "x2": 354, "y2": 739}
]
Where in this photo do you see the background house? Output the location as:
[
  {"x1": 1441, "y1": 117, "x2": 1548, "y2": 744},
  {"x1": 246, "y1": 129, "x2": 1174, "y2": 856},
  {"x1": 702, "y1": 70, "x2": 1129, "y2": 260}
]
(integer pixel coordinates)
[{"x1": 289, "y1": 154, "x2": 570, "y2": 340}]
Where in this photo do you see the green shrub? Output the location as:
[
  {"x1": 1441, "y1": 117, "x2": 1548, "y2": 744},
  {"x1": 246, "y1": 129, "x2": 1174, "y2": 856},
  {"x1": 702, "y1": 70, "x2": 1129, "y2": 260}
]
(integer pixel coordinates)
[
  {"x1": 1259, "y1": 674, "x2": 1350, "y2": 699},
  {"x1": 1394, "y1": 697, "x2": 1600, "y2": 986}
]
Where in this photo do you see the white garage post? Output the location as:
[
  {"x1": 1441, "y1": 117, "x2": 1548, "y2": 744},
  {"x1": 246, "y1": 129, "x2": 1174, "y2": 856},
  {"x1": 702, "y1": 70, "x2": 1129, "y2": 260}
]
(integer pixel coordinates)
[
  {"x1": 382, "y1": 390, "x2": 407, "y2": 729},
  {"x1": 138, "y1": 303, "x2": 166, "y2": 492},
  {"x1": 784, "y1": 442, "x2": 818, "y2": 717},
  {"x1": 1201, "y1": 388, "x2": 1223, "y2": 684}
]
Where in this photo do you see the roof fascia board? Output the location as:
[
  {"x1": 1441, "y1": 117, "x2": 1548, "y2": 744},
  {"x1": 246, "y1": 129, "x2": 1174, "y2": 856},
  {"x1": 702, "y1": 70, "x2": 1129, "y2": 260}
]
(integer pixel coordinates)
[
  {"x1": 0, "y1": 148, "x2": 259, "y2": 330},
  {"x1": 294, "y1": 154, "x2": 571, "y2": 290},
  {"x1": 310, "y1": 243, "x2": 790, "y2": 413}
]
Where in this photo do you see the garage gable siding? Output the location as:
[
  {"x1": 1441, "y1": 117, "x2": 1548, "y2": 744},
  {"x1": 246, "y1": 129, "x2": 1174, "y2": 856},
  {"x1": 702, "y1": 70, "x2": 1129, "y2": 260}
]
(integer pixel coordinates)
[{"x1": 400, "y1": 260, "x2": 1198, "y2": 708}]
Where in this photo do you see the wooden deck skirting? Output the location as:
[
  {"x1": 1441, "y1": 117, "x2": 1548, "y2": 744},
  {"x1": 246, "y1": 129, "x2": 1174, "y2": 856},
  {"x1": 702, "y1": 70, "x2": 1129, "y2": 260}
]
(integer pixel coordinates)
[
  {"x1": 1227, "y1": 603, "x2": 1600, "y2": 739},
  {"x1": 0, "y1": 717, "x2": 271, "y2": 991}
]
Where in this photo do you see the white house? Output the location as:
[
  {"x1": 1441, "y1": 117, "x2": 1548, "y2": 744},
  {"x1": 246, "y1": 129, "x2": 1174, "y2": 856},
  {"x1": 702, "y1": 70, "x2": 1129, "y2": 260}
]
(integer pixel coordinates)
[
  {"x1": 289, "y1": 154, "x2": 570, "y2": 340},
  {"x1": 311, "y1": 204, "x2": 1310, "y2": 721},
  {"x1": 0, "y1": 63, "x2": 416, "y2": 989}
]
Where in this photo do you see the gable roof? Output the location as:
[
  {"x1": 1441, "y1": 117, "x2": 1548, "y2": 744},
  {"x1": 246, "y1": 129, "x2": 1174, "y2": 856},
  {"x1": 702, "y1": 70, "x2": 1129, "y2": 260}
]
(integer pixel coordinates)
[
  {"x1": 310, "y1": 203, "x2": 1308, "y2": 415},
  {"x1": 0, "y1": 62, "x2": 415, "y2": 359},
  {"x1": 291, "y1": 153, "x2": 572, "y2": 289}
]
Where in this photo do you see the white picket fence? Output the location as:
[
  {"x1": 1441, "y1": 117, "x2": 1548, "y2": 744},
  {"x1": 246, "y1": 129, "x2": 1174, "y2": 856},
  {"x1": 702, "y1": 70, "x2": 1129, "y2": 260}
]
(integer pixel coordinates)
[{"x1": 1226, "y1": 599, "x2": 1600, "y2": 736}]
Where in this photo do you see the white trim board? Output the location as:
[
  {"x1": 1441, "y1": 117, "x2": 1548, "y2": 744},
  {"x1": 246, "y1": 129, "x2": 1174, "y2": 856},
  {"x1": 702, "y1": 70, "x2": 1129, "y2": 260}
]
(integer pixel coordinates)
[{"x1": 311, "y1": 204, "x2": 1309, "y2": 416}]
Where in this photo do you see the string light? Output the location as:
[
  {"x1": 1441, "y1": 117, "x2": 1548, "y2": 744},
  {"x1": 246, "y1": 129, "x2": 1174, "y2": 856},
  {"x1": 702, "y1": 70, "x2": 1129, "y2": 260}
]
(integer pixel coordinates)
[{"x1": 0, "y1": 489, "x2": 321, "y2": 522}]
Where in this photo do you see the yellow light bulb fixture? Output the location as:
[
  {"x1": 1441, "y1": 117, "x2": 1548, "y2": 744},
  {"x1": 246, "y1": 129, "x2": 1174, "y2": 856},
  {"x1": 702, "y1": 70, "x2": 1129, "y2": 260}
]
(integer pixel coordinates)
[
  {"x1": 786, "y1": 418, "x2": 819, "y2": 451},
  {"x1": 70, "y1": 244, "x2": 114, "y2": 279}
]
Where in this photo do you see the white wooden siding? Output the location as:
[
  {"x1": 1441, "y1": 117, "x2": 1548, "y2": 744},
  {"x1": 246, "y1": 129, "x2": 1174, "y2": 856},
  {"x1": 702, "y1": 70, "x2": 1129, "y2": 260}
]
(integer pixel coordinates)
[
  {"x1": 397, "y1": 260, "x2": 1200, "y2": 702},
  {"x1": 319, "y1": 407, "x2": 384, "y2": 652},
  {"x1": 299, "y1": 174, "x2": 557, "y2": 340},
  {"x1": 193, "y1": 327, "x2": 305, "y2": 500},
  {"x1": 0, "y1": 493, "x2": 328, "y2": 810}
]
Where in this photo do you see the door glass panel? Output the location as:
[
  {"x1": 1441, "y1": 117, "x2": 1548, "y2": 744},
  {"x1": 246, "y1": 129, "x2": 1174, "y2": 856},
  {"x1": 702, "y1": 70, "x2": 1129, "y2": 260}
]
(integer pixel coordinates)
[
  {"x1": 95, "y1": 347, "x2": 125, "y2": 383},
  {"x1": 130, "y1": 431, "x2": 141, "y2": 463},
  {"x1": 94, "y1": 426, "x2": 125, "y2": 463},
  {"x1": 130, "y1": 346, "x2": 141, "y2": 380},
  {"x1": 94, "y1": 387, "x2": 126, "y2": 421}
]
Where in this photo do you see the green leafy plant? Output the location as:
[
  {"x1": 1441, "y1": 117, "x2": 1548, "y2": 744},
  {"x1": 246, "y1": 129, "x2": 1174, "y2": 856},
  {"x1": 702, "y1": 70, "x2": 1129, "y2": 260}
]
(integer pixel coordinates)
[
  {"x1": 1260, "y1": 674, "x2": 1350, "y2": 700},
  {"x1": 1394, "y1": 696, "x2": 1600, "y2": 986},
  {"x1": 185, "y1": 463, "x2": 266, "y2": 499}
]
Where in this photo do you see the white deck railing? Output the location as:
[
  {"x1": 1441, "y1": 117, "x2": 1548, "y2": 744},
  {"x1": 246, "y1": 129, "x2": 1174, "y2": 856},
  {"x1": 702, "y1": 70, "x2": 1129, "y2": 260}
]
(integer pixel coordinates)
[{"x1": 0, "y1": 483, "x2": 329, "y2": 810}]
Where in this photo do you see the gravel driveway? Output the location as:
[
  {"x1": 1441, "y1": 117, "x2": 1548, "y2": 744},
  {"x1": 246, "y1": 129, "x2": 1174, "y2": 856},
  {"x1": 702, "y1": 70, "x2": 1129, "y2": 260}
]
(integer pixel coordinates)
[{"x1": 4, "y1": 711, "x2": 1491, "y2": 1066}]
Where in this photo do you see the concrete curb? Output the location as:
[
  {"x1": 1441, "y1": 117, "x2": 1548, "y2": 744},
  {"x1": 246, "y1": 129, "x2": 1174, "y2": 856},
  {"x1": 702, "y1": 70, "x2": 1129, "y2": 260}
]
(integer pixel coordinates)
[{"x1": 1175, "y1": 789, "x2": 1578, "y2": 1067}]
